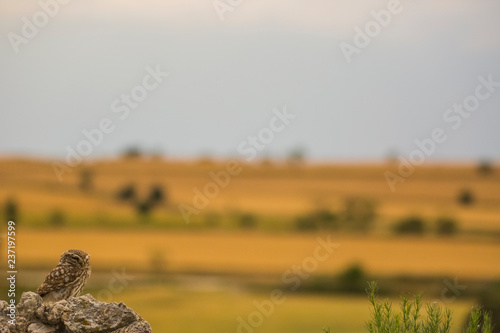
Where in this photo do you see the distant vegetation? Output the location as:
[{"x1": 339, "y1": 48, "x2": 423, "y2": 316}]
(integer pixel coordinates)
[
  {"x1": 477, "y1": 160, "x2": 494, "y2": 176},
  {"x1": 295, "y1": 198, "x2": 377, "y2": 233},
  {"x1": 393, "y1": 216, "x2": 426, "y2": 235},
  {"x1": 458, "y1": 189, "x2": 475, "y2": 206},
  {"x1": 393, "y1": 216, "x2": 459, "y2": 237},
  {"x1": 4, "y1": 197, "x2": 18, "y2": 223}
]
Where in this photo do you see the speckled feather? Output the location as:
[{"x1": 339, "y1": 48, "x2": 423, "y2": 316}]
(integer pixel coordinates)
[{"x1": 36, "y1": 249, "x2": 91, "y2": 302}]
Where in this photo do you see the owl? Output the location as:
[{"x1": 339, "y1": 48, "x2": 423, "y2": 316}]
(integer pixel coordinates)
[{"x1": 36, "y1": 249, "x2": 91, "y2": 303}]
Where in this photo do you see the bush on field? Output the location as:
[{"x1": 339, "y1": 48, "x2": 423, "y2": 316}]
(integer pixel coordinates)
[
  {"x1": 116, "y1": 183, "x2": 137, "y2": 202},
  {"x1": 238, "y1": 213, "x2": 257, "y2": 229},
  {"x1": 477, "y1": 160, "x2": 494, "y2": 176},
  {"x1": 337, "y1": 264, "x2": 366, "y2": 294},
  {"x1": 435, "y1": 217, "x2": 458, "y2": 236},
  {"x1": 393, "y1": 216, "x2": 426, "y2": 235},
  {"x1": 79, "y1": 168, "x2": 94, "y2": 191},
  {"x1": 458, "y1": 188, "x2": 475, "y2": 206},
  {"x1": 4, "y1": 197, "x2": 18, "y2": 223},
  {"x1": 342, "y1": 197, "x2": 377, "y2": 232},
  {"x1": 49, "y1": 209, "x2": 66, "y2": 227},
  {"x1": 148, "y1": 184, "x2": 167, "y2": 206},
  {"x1": 295, "y1": 209, "x2": 338, "y2": 232}
]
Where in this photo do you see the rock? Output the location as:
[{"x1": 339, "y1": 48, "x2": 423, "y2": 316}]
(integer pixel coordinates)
[
  {"x1": 0, "y1": 292, "x2": 151, "y2": 333},
  {"x1": 27, "y1": 323, "x2": 57, "y2": 333}
]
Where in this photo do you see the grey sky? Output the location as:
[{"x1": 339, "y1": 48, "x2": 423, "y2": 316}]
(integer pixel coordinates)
[{"x1": 1, "y1": 0, "x2": 499, "y2": 162}]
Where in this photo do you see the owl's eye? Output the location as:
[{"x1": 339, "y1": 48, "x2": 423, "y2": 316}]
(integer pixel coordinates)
[{"x1": 71, "y1": 255, "x2": 81, "y2": 262}]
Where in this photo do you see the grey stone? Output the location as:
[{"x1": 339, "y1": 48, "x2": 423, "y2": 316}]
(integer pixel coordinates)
[
  {"x1": 27, "y1": 323, "x2": 57, "y2": 333},
  {"x1": 0, "y1": 292, "x2": 151, "y2": 333}
]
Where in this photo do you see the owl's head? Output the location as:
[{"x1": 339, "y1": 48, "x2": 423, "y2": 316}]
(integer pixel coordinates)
[{"x1": 60, "y1": 249, "x2": 90, "y2": 268}]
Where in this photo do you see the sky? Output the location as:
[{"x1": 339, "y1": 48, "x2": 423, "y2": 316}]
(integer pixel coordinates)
[{"x1": 0, "y1": 0, "x2": 499, "y2": 162}]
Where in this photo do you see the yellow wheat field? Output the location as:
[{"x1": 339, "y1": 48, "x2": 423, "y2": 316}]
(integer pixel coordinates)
[{"x1": 10, "y1": 229, "x2": 500, "y2": 280}]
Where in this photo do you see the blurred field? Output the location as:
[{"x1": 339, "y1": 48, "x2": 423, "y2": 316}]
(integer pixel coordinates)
[
  {"x1": 117, "y1": 285, "x2": 475, "y2": 333},
  {"x1": 8, "y1": 229, "x2": 500, "y2": 280},
  {"x1": 0, "y1": 158, "x2": 499, "y2": 233},
  {"x1": 1, "y1": 157, "x2": 499, "y2": 331}
]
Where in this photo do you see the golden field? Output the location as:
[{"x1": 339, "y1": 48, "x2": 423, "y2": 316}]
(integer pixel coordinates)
[
  {"x1": 0, "y1": 158, "x2": 499, "y2": 232},
  {"x1": 0, "y1": 157, "x2": 499, "y2": 332},
  {"x1": 9, "y1": 229, "x2": 500, "y2": 280}
]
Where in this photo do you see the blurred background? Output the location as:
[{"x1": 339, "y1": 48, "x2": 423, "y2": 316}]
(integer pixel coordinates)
[{"x1": 1, "y1": 0, "x2": 500, "y2": 332}]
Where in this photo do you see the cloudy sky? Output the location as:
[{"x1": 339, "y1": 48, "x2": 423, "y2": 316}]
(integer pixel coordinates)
[{"x1": 0, "y1": 0, "x2": 499, "y2": 162}]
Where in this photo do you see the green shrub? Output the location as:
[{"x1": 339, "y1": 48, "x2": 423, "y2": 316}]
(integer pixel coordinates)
[
  {"x1": 116, "y1": 183, "x2": 137, "y2": 202},
  {"x1": 204, "y1": 213, "x2": 220, "y2": 228},
  {"x1": 295, "y1": 215, "x2": 319, "y2": 231},
  {"x1": 473, "y1": 281, "x2": 500, "y2": 332},
  {"x1": 49, "y1": 209, "x2": 66, "y2": 227},
  {"x1": 4, "y1": 197, "x2": 18, "y2": 222},
  {"x1": 342, "y1": 197, "x2": 377, "y2": 232},
  {"x1": 337, "y1": 264, "x2": 366, "y2": 294},
  {"x1": 136, "y1": 200, "x2": 152, "y2": 218},
  {"x1": 393, "y1": 216, "x2": 426, "y2": 235},
  {"x1": 79, "y1": 168, "x2": 94, "y2": 191},
  {"x1": 148, "y1": 184, "x2": 166, "y2": 205},
  {"x1": 238, "y1": 213, "x2": 257, "y2": 229},
  {"x1": 458, "y1": 189, "x2": 475, "y2": 206},
  {"x1": 436, "y1": 217, "x2": 458, "y2": 236},
  {"x1": 477, "y1": 160, "x2": 494, "y2": 176},
  {"x1": 323, "y1": 281, "x2": 493, "y2": 333},
  {"x1": 295, "y1": 209, "x2": 339, "y2": 232}
]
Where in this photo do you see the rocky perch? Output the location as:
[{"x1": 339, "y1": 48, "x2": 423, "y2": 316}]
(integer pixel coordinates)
[{"x1": 0, "y1": 292, "x2": 152, "y2": 333}]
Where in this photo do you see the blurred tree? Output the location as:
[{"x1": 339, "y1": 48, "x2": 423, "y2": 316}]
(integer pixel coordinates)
[
  {"x1": 435, "y1": 217, "x2": 458, "y2": 236},
  {"x1": 295, "y1": 215, "x2": 319, "y2": 231},
  {"x1": 49, "y1": 209, "x2": 66, "y2": 227},
  {"x1": 116, "y1": 184, "x2": 137, "y2": 202},
  {"x1": 122, "y1": 146, "x2": 142, "y2": 159},
  {"x1": 287, "y1": 147, "x2": 306, "y2": 167},
  {"x1": 458, "y1": 189, "x2": 474, "y2": 206},
  {"x1": 337, "y1": 264, "x2": 366, "y2": 294},
  {"x1": 5, "y1": 197, "x2": 18, "y2": 222},
  {"x1": 238, "y1": 213, "x2": 257, "y2": 229},
  {"x1": 295, "y1": 209, "x2": 339, "y2": 232},
  {"x1": 79, "y1": 168, "x2": 94, "y2": 192},
  {"x1": 136, "y1": 200, "x2": 153, "y2": 220},
  {"x1": 343, "y1": 197, "x2": 377, "y2": 232},
  {"x1": 477, "y1": 160, "x2": 494, "y2": 176},
  {"x1": 148, "y1": 185, "x2": 167, "y2": 206},
  {"x1": 393, "y1": 216, "x2": 426, "y2": 235}
]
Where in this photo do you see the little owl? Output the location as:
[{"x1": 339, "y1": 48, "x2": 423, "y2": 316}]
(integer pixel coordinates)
[{"x1": 36, "y1": 249, "x2": 91, "y2": 303}]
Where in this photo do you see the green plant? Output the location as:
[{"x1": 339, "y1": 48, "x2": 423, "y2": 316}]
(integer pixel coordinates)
[
  {"x1": 458, "y1": 189, "x2": 474, "y2": 206},
  {"x1": 393, "y1": 216, "x2": 426, "y2": 235},
  {"x1": 295, "y1": 209, "x2": 338, "y2": 232},
  {"x1": 477, "y1": 160, "x2": 493, "y2": 176},
  {"x1": 5, "y1": 197, "x2": 18, "y2": 222},
  {"x1": 116, "y1": 183, "x2": 137, "y2": 202},
  {"x1": 148, "y1": 184, "x2": 167, "y2": 205},
  {"x1": 323, "y1": 282, "x2": 493, "y2": 333},
  {"x1": 49, "y1": 209, "x2": 66, "y2": 227},
  {"x1": 238, "y1": 213, "x2": 257, "y2": 229},
  {"x1": 435, "y1": 217, "x2": 458, "y2": 236},
  {"x1": 343, "y1": 197, "x2": 377, "y2": 232},
  {"x1": 338, "y1": 264, "x2": 366, "y2": 294},
  {"x1": 79, "y1": 168, "x2": 94, "y2": 191}
]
